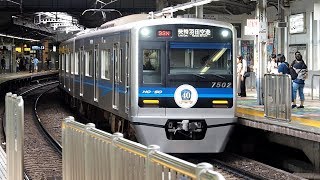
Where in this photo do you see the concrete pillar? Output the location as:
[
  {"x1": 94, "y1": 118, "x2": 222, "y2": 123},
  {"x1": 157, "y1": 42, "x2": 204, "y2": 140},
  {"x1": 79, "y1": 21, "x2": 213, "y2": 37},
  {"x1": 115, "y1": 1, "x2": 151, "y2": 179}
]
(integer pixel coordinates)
[
  {"x1": 256, "y1": 0, "x2": 268, "y2": 105},
  {"x1": 277, "y1": 0, "x2": 286, "y2": 54}
]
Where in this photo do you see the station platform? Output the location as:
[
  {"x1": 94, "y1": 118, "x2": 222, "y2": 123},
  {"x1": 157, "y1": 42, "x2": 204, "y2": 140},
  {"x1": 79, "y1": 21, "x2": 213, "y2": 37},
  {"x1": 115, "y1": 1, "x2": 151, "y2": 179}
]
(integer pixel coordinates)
[
  {"x1": 237, "y1": 89, "x2": 320, "y2": 142},
  {"x1": 0, "y1": 70, "x2": 58, "y2": 84}
]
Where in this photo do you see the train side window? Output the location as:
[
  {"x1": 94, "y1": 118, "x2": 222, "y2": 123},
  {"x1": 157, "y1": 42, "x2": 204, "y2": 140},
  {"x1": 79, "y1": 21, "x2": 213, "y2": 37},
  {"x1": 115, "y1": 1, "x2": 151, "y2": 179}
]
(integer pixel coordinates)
[
  {"x1": 66, "y1": 53, "x2": 70, "y2": 73},
  {"x1": 119, "y1": 49, "x2": 123, "y2": 82},
  {"x1": 62, "y1": 54, "x2": 65, "y2": 71},
  {"x1": 74, "y1": 52, "x2": 79, "y2": 75},
  {"x1": 101, "y1": 49, "x2": 110, "y2": 79},
  {"x1": 143, "y1": 49, "x2": 161, "y2": 84},
  {"x1": 59, "y1": 54, "x2": 62, "y2": 70},
  {"x1": 85, "y1": 51, "x2": 90, "y2": 76},
  {"x1": 89, "y1": 50, "x2": 93, "y2": 77},
  {"x1": 71, "y1": 53, "x2": 74, "y2": 74}
]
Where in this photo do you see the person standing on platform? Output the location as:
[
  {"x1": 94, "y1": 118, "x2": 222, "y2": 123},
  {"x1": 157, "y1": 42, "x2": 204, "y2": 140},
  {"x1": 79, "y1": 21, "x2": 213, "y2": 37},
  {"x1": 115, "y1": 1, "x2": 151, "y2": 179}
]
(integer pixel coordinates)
[
  {"x1": 29, "y1": 57, "x2": 34, "y2": 73},
  {"x1": 33, "y1": 56, "x2": 39, "y2": 73},
  {"x1": 291, "y1": 51, "x2": 305, "y2": 68},
  {"x1": 1, "y1": 56, "x2": 5, "y2": 73},
  {"x1": 267, "y1": 54, "x2": 278, "y2": 74},
  {"x1": 16, "y1": 57, "x2": 20, "y2": 72},
  {"x1": 237, "y1": 55, "x2": 247, "y2": 97},
  {"x1": 291, "y1": 53, "x2": 308, "y2": 108},
  {"x1": 46, "y1": 58, "x2": 50, "y2": 70},
  {"x1": 236, "y1": 56, "x2": 243, "y2": 97},
  {"x1": 277, "y1": 54, "x2": 289, "y2": 75},
  {"x1": 19, "y1": 57, "x2": 23, "y2": 71},
  {"x1": 240, "y1": 55, "x2": 248, "y2": 97}
]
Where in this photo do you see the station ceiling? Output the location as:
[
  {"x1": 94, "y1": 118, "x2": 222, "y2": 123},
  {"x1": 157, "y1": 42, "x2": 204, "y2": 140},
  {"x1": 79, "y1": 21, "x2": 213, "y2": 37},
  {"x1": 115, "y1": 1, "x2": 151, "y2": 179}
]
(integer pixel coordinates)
[{"x1": 0, "y1": 0, "x2": 285, "y2": 42}]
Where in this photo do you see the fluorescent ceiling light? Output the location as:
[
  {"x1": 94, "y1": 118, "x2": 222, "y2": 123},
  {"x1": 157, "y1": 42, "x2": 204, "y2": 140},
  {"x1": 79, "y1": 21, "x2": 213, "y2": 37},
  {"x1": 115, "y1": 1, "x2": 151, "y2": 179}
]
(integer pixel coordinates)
[{"x1": 0, "y1": 33, "x2": 40, "y2": 42}]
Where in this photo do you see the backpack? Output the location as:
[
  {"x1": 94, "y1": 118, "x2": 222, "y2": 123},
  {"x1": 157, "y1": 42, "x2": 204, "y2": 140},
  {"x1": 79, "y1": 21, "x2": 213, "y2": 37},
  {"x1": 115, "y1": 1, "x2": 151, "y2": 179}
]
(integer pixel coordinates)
[
  {"x1": 289, "y1": 67, "x2": 298, "y2": 80},
  {"x1": 290, "y1": 62, "x2": 306, "y2": 80}
]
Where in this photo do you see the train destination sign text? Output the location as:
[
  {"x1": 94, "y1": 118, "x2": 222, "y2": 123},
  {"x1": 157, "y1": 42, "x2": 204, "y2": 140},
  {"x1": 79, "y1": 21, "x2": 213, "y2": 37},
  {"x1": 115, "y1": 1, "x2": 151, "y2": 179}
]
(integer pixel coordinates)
[{"x1": 177, "y1": 28, "x2": 211, "y2": 38}]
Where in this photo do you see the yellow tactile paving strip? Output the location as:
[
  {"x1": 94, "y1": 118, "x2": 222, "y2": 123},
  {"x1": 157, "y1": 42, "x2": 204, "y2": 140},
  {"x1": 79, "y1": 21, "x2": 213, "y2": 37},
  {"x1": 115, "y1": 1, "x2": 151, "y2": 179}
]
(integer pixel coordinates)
[{"x1": 237, "y1": 104, "x2": 320, "y2": 128}]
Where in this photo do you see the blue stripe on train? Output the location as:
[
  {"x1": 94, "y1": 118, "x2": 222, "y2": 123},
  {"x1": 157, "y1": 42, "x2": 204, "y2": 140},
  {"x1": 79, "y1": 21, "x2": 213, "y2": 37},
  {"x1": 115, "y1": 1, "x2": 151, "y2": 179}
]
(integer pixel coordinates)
[
  {"x1": 69, "y1": 78, "x2": 233, "y2": 98},
  {"x1": 139, "y1": 87, "x2": 233, "y2": 98}
]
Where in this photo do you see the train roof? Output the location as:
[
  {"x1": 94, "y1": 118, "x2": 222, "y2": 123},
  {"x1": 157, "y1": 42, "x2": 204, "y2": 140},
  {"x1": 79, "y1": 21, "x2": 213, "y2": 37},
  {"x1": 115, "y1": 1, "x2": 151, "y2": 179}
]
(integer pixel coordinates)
[{"x1": 61, "y1": 14, "x2": 234, "y2": 44}]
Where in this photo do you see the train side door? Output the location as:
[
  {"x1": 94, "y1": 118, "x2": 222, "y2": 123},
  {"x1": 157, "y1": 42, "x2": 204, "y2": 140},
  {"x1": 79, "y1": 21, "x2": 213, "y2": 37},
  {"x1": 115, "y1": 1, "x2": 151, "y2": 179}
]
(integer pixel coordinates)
[
  {"x1": 80, "y1": 47, "x2": 84, "y2": 96},
  {"x1": 63, "y1": 54, "x2": 66, "y2": 89},
  {"x1": 112, "y1": 43, "x2": 120, "y2": 109},
  {"x1": 71, "y1": 40, "x2": 76, "y2": 96},
  {"x1": 68, "y1": 53, "x2": 71, "y2": 92},
  {"x1": 94, "y1": 44, "x2": 99, "y2": 102},
  {"x1": 125, "y1": 42, "x2": 130, "y2": 114},
  {"x1": 72, "y1": 52, "x2": 75, "y2": 96}
]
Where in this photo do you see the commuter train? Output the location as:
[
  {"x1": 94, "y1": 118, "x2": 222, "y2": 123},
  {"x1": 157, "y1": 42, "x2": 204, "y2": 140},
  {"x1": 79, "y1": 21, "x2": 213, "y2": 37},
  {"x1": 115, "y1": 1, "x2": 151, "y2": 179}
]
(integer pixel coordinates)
[{"x1": 59, "y1": 14, "x2": 237, "y2": 153}]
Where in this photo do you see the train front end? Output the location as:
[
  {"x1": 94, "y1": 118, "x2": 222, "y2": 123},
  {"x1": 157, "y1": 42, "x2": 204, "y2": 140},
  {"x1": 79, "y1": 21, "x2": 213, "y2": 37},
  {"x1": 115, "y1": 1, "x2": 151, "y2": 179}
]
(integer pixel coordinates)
[{"x1": 131, "y1": 19, "x2": 237, "y2": 153}]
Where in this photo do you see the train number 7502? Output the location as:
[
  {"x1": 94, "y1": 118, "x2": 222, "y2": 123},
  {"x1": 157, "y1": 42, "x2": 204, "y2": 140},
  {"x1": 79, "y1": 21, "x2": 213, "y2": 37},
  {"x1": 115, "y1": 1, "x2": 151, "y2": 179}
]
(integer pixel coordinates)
[{"x1": 211, "y1": 82, "x2": 232, "y2": 88}]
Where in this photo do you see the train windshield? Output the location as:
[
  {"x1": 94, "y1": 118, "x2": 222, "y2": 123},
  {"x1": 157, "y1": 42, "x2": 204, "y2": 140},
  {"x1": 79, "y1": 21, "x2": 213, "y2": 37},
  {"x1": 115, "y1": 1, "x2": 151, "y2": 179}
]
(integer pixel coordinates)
[{"x1": 169, "y1": 42, "x2": 232, "y2": 75}]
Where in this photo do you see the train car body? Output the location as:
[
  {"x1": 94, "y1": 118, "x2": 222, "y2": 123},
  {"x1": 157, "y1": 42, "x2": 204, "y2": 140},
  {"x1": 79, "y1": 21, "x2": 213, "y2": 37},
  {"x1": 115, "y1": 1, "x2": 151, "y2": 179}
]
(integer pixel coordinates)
[{"x1": 59, "y1": 14, "x2": 237, "y2": 153}]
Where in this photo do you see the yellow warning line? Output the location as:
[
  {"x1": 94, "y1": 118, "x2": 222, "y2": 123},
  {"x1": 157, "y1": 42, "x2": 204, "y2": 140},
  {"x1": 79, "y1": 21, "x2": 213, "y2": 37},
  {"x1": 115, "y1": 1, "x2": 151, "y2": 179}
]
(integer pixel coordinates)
[{"x1": 236, "y1": 107, "x2": 320, "y2": 128}]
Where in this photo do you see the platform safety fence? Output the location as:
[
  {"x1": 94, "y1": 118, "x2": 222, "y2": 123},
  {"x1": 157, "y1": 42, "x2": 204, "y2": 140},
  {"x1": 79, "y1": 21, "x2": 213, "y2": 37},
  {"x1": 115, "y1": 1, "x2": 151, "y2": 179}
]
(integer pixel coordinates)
[
  {"x1": 62, "y1": 116, "x2": 225, "y2": 180},
  {"x1": 311, "y1": 74, "x2": 320, "y2": 100},
  {"x1": 263, "y1": 74, "x2": 291, "y2": 121},
  {"x1": 5, "y1": 92, "x2": 24, "y2": 180}
]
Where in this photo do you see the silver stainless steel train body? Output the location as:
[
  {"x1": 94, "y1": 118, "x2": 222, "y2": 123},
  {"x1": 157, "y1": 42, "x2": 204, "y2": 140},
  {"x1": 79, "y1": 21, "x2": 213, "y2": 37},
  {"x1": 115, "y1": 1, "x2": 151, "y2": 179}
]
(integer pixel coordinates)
[{"x1": 59, "y1": 15, "x2": 237, "y2": 153}]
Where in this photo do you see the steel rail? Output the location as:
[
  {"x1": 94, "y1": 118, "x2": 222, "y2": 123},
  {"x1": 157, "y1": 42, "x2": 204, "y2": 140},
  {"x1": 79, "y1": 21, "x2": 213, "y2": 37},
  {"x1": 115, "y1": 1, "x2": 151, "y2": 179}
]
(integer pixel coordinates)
[
  {"x1": 33, "y1": 83, "x2": 62, "y2": 155},
  {"x1": 2, "y1": 80, "x2": 59, "y2": 180}
]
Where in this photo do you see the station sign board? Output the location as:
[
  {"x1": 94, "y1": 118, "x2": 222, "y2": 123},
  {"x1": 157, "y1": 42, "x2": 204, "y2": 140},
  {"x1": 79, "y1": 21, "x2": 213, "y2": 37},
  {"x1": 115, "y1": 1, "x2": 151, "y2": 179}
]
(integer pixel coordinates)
[
  {"x1": 289, "y1": 13, "x2": 306, "y2": 34},
  {"x1": 244, "y1": 19, "x2": 268, "y2": 41},
  {"x1": 315, "y1": 2, "x2": 320, "y2": 20},
  {"x1": 244, "y1": 19, "x2": 259, "y2": 35},
  {"x1": 31, "y1": 45, "x2": 45, "y2": 50}
]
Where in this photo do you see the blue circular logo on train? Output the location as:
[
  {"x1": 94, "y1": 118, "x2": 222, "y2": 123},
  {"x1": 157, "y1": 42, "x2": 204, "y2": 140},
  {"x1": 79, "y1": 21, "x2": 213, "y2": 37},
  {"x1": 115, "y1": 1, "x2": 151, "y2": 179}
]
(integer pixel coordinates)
[{"x1": 174, "y1": 84, "x2": 198, "y2": 108}]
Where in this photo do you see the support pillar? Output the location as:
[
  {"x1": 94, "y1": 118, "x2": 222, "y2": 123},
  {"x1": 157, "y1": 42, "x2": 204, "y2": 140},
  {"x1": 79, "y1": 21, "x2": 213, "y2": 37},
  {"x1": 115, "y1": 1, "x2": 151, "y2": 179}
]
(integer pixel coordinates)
[
  {"x1": 277, "y1": 0, "x2": 286, "y2": 54},
  {"x1": 256, "y1": 0, "x2": 268, "y2": 105}
]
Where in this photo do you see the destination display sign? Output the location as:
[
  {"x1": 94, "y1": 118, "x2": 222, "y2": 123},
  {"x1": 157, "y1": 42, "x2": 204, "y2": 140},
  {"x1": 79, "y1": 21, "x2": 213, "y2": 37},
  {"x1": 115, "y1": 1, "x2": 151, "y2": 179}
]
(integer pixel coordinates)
[{"x1": 177, "y1": 28, "x2": 211, "y2": 38}]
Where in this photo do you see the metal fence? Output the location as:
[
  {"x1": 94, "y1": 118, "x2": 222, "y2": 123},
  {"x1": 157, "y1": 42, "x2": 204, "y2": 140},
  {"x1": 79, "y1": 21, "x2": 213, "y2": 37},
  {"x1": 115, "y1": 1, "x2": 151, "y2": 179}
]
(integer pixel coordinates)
[
  {"x1": 311, "y1": 74, "x2": 320, "y2": 100},
  {"x1": 62, "y1": 116, "x2": 225, "y2": 180},
  {"x1": 263, "y1": 74, "x2": 291, "y2": 121},
  {"x1": 246, "y1": 71, "x2": 256, "y2": 91},
  {"x1": 5, "y1": 92, "x2": 24, "y2": 180}
]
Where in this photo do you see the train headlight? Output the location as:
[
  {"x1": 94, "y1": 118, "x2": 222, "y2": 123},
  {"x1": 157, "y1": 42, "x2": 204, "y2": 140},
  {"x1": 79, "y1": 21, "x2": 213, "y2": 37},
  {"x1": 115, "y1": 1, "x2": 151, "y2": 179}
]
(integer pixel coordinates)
[
  {"x1": 221, "y1": 30, "x2": 229, "y2": 37},
  {"x1": 143, "y1": 99, "x2": 159, "y2": 104},
  {"x1": 140, "y1": 28, "x2": 151, "y2": 37}
]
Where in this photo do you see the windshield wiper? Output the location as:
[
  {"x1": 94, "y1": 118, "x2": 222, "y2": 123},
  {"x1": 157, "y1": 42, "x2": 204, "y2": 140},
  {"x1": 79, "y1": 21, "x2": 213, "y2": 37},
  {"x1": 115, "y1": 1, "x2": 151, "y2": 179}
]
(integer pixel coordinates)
[
  {"x1": 210, "y1": 73, "x2": 226, "y2": 79},
  {"x1": 193, "y1": 74, "x2": 206, "y2": 79}
]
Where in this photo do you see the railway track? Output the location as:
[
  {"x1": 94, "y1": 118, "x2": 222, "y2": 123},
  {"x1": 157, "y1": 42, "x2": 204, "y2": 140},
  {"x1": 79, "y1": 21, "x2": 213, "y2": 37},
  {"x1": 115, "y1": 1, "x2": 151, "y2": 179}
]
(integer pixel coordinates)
[
  {"x1": 34, "y1": 87, "x2": 306, "y2": 180},
  {"x1": 184, "y1": 153, "x2": 305, "y2": 180},
  {"x1": 23, "y1": 82, "x2": 62, "y2": 179},
  {"x1": 2, "y1": 81, "x2": 63, "y2": 179},
  {"x1": 0, "y1": 78, "x2": 306, "y2": 180}
]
